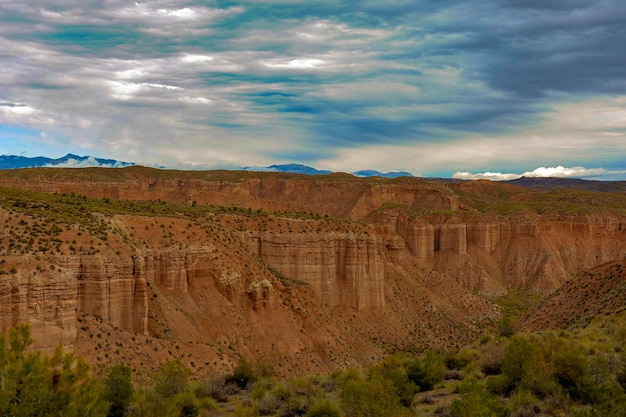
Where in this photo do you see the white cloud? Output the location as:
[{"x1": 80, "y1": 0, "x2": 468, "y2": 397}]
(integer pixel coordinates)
[
  {"x1": 453, "y1": 166, "x2": 617, "y2": 181},
  {"x1": 0, "y1": 103, "x2": 36, "y2": 116},
  {"x1": 157, "y1": 8, "x2": 196, "y2": 19},
  {"x1": 453, "y1": 171, "x2": 521, "y2": 181},
  {"x1": 106, "y1": 80, "x2": 180, "y2": 100},
  {"x1": 46, "y1": 156, "x2": 130, "y2": 168},
  {"x1": 111, "y1": 3, "x2": 245, "y2": 34},
  {"x1": 106, "y1": 81, "x2": 143, "y2": 100},
  {"x1": 181, "y1": 54, "x2": 214, "y2": 64},
  {"x1": 142, "y1": 83, "x2": 180, "y2": 90},
  {"x1": 180, "y1": 96, "x2": 212, "y2": 104},
  {"x1": 263, "y1": 58, "x2": 326, "y2": 69}
]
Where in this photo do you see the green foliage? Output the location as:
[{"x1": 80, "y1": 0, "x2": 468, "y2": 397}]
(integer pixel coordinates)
[
  {"x1": 0, "y1": 324, "x2": 108, "y2": 417},
  {"x1": 307, "y1": 399, "x2": 343, "y2": 417},
  {"x1": 502, "y1": 335, "x2": 536, "y2": 385},
  {"x1": 479, "y1": 341, "x2": 505, "y2": 376},
  {"x1": 497, "y1": 316, "x2": 516, "y2": 338},
  {"x1": 369, "y1": 355, "x2": 419, "y2": 407},
  {"x1": 449, "y1": 379, "x2": 505, "y2": 417},
  {"x1": 5, "y1": 310, "x2": 626, "y2": 417},
  {"x1": 519, "y1": 347, "x2": 561, "y2": 400},
  {"x1": 406, "y1": 352, "x2": 445, "y2": 391},
  {"x1": 154, "y1": 360, "x2": 191, "y2": 398},
  {"x1": 129, "y1": 388, "x2": 179, "y2": 417},
  {"x1": 340, "y1": 372, "x2": 407, "y2": 417},
  {"x1": 552, "y1": 338, "x2": 586, "y2": 398},
  {"x1": 104, "y1": 364, "x2": 132, "y2": 417},
  {"x1": 617, "y1": 361, "x2": 626, "y2": 392},
  {"x1": 175, "y1": 391, "x2": 199, "y2": 417},
  {"x1": 226, "y1": 357, "x2": 258, "y2": 390}
]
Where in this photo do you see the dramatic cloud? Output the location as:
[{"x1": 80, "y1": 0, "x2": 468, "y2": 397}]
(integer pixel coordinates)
[
  {"x1": 453, "y1": 166, "x2": 623, "y2": 181},
  {"x1": 46, "y1": 156, "x2": 130, "y2": 169},
  {"x1": 0, "y1": 0, "x2": 625, "y2": 178}
]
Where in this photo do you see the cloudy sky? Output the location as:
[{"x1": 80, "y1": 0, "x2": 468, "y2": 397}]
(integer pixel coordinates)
[{"x1": 1, "y1": 1, "x2": 626, "y2": 179}]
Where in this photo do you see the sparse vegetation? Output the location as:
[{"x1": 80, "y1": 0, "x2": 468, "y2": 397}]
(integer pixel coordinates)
[
  {"x1": 1, "y1": 167, "x2": 626, "y2": 416},
  {"x1": 7, "y1": 313, "x2": 626, "y2": 416}
]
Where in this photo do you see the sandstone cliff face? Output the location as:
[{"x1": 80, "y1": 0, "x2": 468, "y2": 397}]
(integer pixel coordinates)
[
  {"x1": 243, "y1": 230, "x2": 396, "y2": 311},
  {"x1": 0, "y1": 257, "x2": 76, "y2": 350},
  {"x1": 2, "y1": 169, "x2": 626, "y2": 377},
  {"x1": 374, "y1": 209, "x2": 626, "y2": 291},
  {"x1": 0, "y1": 172, "x2": 460, "y2": 220}
]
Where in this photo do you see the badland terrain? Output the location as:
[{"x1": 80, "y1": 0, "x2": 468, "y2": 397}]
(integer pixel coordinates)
[{"x1": 0, "y1": 166, "x2": 625, "y2": 379}]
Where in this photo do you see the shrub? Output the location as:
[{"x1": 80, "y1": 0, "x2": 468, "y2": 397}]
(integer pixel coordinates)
[
  {"x1": 130, "y1": 389, "x2": 179, "y2": 417},
  {"x1": 104, "y1": 364, "x2": 133, "y2": 417},
  {"x1": 370, "y1": 355, "x2": 419, "y2": 407},
  {"x1": 174, "y1": 392, "x2": 199, "y2": 417},
  {"x1": 307, "y1": 399, "x2": 343, "y2": 417},
  {"x1": 227, "y1": 358, "x2": 258, "y2": 390},
  {"x1": 0, "y1": 324, "x2": 108, "y2": 417},
  {"x1": 479, "y1": 342, "x2": 505, "y2": 375},
  {"x1": 449, "y1": 379, "x2": 504, "y2": 417},
  {"x1": 341, "y1": 373, "x2": 404, "y2": 417},
  {"x1": 407, "y1": 352, "x2": 446, "y2": 392},
  {"x1": 502, "y1": 335, "x2": 536, "y2": 386},
  {"x1": 154, "y1": 360, "x2": 191, "y2": 398},
  {"x1": 552, "y1": 340, "x2": 586, "y2": 398}
]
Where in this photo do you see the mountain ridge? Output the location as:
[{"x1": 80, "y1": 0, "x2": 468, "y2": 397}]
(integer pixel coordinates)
[
  {"x1": 0, "y1": 153, "x2": 134, "y2": 169},
  {"x1": 3, "y1": 154, "x2": 626, "y2": 190}
]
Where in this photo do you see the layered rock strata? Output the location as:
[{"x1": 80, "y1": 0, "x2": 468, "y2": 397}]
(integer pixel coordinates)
[
  {"x1": 244, "y1": 231, "x2": 395, "y2": 311},
  {"x1": 0, "y1": 258, "x2": 76, "y2": 350}
]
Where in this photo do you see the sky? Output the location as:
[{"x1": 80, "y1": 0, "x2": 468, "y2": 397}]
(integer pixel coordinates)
[{"x1": 1, "y1": 1, "x2": 626, "y2": 180}]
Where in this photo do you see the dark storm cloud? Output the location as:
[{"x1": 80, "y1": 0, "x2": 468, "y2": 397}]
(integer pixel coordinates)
[{"x1": 0, "y1": 0, "x2": 624, "y2": 177}]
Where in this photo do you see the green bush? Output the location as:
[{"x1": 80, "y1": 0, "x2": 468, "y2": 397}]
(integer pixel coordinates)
[
  {"x1": 552, "y1": 339, "x2": 586, "y2": 399},
  {"x1": 154, "y1": 360, "x2": 191, "y2": 398},
  {"x1": 226, "y1": 358, "x2": 258, "y2": 390},
  {"x1": 502, "y1": 335, "x2": 536, "y2": 386},
  {"x1": 104, "y1": 364, "x2": 133, "y2": 417},
  {"x1": 480, "y1": 342, "x2": 505, "y2": 376},
  {"x1": 407, "y1": 352, "x2": 446, "y2": 392},
  {"x1": 194, "y1": 376, "x2": 237, "y2": 402},
  {"x1": 0, "y1": 324, "x2": 108, "y2": 417},
  {"x1": 307, "y1": 399, "x2": 343, "y2": 417},
  {"x1": 130, "y1": 388, "x2": 179, "y2": 417},
  {"x1": 370, "y1": 355, "x2": 418, "y2": 406},
  {"x1": 340, "y1": 372, "x2": 409, "y2": 417},
  {"x1": 449, "y1": 379, "x2": 505, "y2": 417}
]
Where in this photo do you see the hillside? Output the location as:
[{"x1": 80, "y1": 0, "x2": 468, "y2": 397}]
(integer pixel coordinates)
[
  {"x1": 1, "y1": 167, "x2": 625, "y2": 378},
  {"x1": 521, "y1": 261, "x2": 626, "y2": 331}
]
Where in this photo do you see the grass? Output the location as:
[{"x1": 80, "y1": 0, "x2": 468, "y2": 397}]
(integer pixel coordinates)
[
  {"x1": 473, "y1": 189, "x2": 626, "y2": 216},
  {"x1": 492, "y1": 289, "x2": 544, "y2": 319}
]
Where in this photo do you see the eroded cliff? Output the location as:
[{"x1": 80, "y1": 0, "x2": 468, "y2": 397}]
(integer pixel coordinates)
[{"x1": 1, "y1": 168, "x2": 626, "y2": 377}]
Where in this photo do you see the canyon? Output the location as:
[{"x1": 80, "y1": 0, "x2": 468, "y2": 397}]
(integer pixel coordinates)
[{"x1": 0, "y1": 167, "x2": 625, "y2": 378}]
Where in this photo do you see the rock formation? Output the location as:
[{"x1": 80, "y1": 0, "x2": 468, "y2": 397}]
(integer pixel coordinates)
[
  {"x1": 0, "y1": 168, "x2": 625, "y2": 376},
  {"x1": 0, "y1": 257, "x2": 76, "y2": 350},
  {"x1": 244, "y1": 230, "x2": 391, "y2": 311}
]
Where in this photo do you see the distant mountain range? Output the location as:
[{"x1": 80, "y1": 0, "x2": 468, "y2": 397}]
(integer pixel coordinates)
[
  {"x1": 0, "y1": 155, "x2": 413, "y2": 178},
  {"x1": 0, "y1": 153, "x2": 134, "y2": 169},
  {"x1": 1, "y1": 154, "x2": 624, "y2": 192},
  {"x1": 259, "y1": 164, "x2": 413, "y2": 178}
]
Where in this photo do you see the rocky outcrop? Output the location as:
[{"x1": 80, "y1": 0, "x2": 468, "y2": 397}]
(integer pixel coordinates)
[
  {"x1": 348, "y1": 184, "x2": 460, "y2": 219},
  {"x1": 55, "y1": 247, "x2": 232, "y2": 335},
  {"x1": 372, "y1": 209, "x2": 626, "y2": 290},
  {"x1": 0, "y1": 169, "x2": 462, "y2": 219},
  {"x1": 244, "y1": 230, "x2": 398, "y2": 311},
  {"x1": 247, "y1": 279, "x2": 275, "y2": 310},
  {"x1": 0, "y1": 258, "x2": 76, "y2": 350},
  {"x1": 437, "y1": 223, "x2": 467, "y2": 255},
  {"x1": 2, "y1": 168, "x2": 626, "y2": 377}
]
